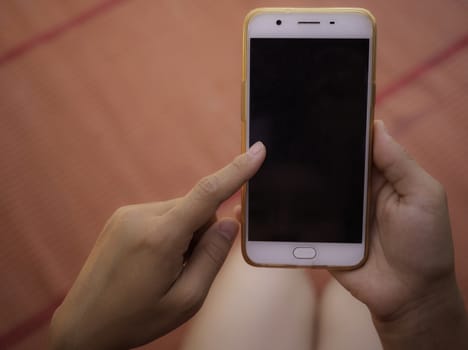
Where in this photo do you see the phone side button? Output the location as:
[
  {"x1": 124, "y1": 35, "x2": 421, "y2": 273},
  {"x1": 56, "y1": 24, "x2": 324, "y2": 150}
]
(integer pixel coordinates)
[{"x1": 293, "y1": 247, "x2": 317, "y2": 259}]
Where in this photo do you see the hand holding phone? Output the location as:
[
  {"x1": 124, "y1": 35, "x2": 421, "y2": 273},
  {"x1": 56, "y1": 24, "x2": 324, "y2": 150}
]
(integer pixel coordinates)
[
  {"x1": 242, "y1": 8, "x2": 376, "y2": 267},
  {"x1": 332, "y1": 121, "x2": 468, "y2": 349},
  {"x1": 233, "y1": 121, "x2": 468, "y2": 348}
]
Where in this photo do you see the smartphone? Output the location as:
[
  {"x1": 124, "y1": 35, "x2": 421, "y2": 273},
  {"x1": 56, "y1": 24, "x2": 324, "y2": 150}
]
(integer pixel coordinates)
[{"x1": 241, "y1": 8, "x2": 376, "y2": 268}]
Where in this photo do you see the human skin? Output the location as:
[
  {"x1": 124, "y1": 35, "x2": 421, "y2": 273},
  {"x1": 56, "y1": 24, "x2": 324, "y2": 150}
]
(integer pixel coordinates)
[
  {"x1": 332, "y1": 121, "x2": 468, "y2": 349},
  {"x1": 49, "y1": 142, "x2": 266, "y2": 350},
  {"x1": 232, "y1": 120, "x2": 468, "y2": 349},
  {"x1": 50, "y1": 121, "x2": 468, "y2": 349}
]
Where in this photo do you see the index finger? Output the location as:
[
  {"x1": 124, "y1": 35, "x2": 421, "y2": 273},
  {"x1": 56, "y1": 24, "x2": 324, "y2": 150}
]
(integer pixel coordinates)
[
  {"x1": 130, "y1": 198, "x2": 182, "y2": 216},
  {"x1": 164, "y1": 141, "x2": 266, "y2": 233}
]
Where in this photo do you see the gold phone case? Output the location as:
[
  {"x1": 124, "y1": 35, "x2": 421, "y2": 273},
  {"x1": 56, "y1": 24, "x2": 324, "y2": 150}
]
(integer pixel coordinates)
[{"x1": 241, "y1": 8, "x2": 377, "y2": 269}]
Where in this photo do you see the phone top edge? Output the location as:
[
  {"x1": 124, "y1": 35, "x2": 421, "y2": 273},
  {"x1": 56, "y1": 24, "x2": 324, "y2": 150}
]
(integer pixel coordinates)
[{"x1": 244, "y1": 7, "x2": 376, "y2": 25}]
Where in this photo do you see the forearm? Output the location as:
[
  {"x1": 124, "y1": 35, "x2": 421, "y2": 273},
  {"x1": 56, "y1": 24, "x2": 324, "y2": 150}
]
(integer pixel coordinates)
[{"x1": 373, "y1": 277, "x2": 468, "y2": 350}]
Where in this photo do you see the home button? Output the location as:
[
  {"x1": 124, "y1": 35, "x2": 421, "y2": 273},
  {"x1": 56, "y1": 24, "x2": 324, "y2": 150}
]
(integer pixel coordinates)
[{"x1": 293, "y1": 247, "x2": 317, "y2": 259}]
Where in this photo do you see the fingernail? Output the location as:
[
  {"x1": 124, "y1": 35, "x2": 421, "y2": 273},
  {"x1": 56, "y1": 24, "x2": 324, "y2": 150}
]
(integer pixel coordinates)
[
  {"x1": 217, "y1": 220, "x2": 238, "y2": 241},
  {"x1": 248, "y1": 141, "x2": 264, "y2": 156}
]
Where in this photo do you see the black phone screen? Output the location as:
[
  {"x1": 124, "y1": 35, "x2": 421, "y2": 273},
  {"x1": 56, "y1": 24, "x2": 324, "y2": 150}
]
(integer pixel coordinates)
[{"x1": 248, "y1": 38, "x2": 370, "y2": 243}]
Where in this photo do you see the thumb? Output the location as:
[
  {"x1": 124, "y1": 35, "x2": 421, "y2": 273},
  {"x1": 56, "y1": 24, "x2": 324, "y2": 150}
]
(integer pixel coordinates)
[
  {"x1": 162, "y1": 218, "x2": 238, "y2": 315},
  {"x1": 373, "y1": 120, "x2": 434, "y2": 197}
]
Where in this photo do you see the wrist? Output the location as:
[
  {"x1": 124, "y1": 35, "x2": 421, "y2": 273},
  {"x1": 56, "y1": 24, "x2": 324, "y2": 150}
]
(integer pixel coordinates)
[
  {"x1": 49, "y1": 303, "x2": 112, "y2": 350},
  {"x1": 373, "y1": 274, "x2": 468, "y2": 350}
]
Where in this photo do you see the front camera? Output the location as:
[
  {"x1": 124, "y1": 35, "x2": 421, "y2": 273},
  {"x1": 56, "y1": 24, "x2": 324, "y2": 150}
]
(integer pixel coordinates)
[{"x1": 276, "y1": 19, "x2": 282, "y2": 25}]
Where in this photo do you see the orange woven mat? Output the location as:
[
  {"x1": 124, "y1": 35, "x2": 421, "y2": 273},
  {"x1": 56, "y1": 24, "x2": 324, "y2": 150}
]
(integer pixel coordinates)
[{"x1": 1, "y1": 1, "x2": 467, "y2": 349}]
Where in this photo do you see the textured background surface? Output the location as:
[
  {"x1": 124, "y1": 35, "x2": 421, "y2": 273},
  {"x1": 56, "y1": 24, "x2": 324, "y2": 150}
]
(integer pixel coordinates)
[{"x1": 1, "y1": 0, "x2": 467, "y2": 349}]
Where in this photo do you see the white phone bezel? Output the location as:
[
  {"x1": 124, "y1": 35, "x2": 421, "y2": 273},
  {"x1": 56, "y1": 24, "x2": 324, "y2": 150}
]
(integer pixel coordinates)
[{"x1": 243, "y1": 9, "x2": 375, "y2": 268}]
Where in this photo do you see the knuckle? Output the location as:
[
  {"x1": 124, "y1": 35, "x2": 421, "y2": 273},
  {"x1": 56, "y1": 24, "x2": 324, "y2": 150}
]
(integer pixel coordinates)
[
  {"x1": 113, "y1": 205, "x2": 138, "y2": 221},
  {"x1": 113, "y1": 206, "x2": 130, "y2": 219},
  {"x1": 107, "y1": 206, "x2": 132, "y2": 231},
  {"x1": 107, "y1": 205, "x2": 149, "y2": 242},
  {"x1": 195, "y1": 175, "x2": 219, "y2": 199},
  {"x1": 201, "y1": 237, "x2": 228, "y2": 267}
]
